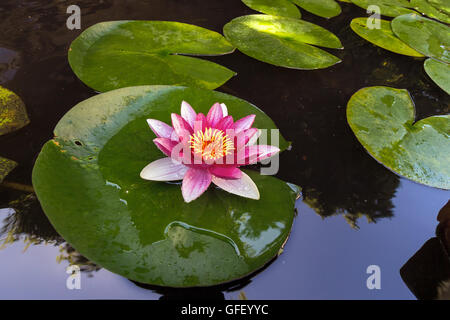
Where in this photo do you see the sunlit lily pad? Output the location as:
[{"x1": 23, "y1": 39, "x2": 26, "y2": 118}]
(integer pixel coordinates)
[
  {"x1": 347, "y1": 86, "x2": 450, "y2": 189},
  {"x1": 242, "y1": 0, "x2": 302, "y2": 18},
  {"x1": 0, "y1": 156, "x2": 17, "y2": 183},
  {"x1": 32, "y1": 85, "x2": 297, "y2": 287},
  {"x1": 392, "y1": 13, "x2": 450, "y2": 64},
  {"x1": 0, "y1": 86, "x2": 29, "y2": 136},
  {"x1": 411, "y1": 0, "x2": 450, "y2": 24},
  {"x1": 351, "y1": 0, "x2": 416, "y2": 17},
  {"x1": 291, "y1": 0, "x2": 342, "y2": 18},
  {"x1": 223, "y1": 15, "x2": 342, "y2": 70},
  {"x1": 350, "y1": 18, "x2": 424, "y2": 57},
  {"x1": 68, "y1": 21, "x2": 236, "y2": 92},
  {"x1": 424, "y1": 58, "x2": 450, "y2": 94}
]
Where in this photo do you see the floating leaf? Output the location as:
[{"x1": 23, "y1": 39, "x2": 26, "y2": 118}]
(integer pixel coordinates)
[
  {"x1": 424, "y1": 58, "x2": 450, "y2": 94},
  {"x1": 242, "y1": 0, "x2": 302, "y2": 18},
  {"x1": 0, "y1": 86, "x2": 29, "y2": 136},
  {"x1": 351, "y1": 0, "x2": 416, "y2": 17},
  {"x1": 0, "y1": 156, "x2": 17, "y2": 183},
  {"x1": 350, "y1": 18, "x2": 424, "y2": 57},
  {"x1": 32, "y1": 85, "x2": 297, "y2": 287},
  {"x1": 223, "y1": 15, "x2": 342, "y2": 70},
  {"x1": 347, "y1": 86, "x2": 450, "y2": 189},
  {"x1": 68, "y1": 21, "x2": 236, "y2": 92},
  {"x1": 411, "y1": 0, "x2": 450, "y2": 24},
  {"x1": 392, "y1": 13, "x2": 450, "y2": 64},
  {"x1": 291, "y1": 0, "x2": 342, "y2": 18}
]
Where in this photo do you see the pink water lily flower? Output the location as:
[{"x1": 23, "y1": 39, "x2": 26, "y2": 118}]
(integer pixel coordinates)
[{"x1": 140, "y1": 101, "x2": 280, "y2": 203}]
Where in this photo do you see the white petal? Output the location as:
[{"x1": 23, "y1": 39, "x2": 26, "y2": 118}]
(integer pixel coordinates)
[
  {"x1": 248, "y1": 129, "x2": 261, "y2": 146},
  {"x1": 220, "y1": 103, "x2": 228, "y2": 117},
  {"x1": 212, "y1": 172, "x2": 260, "y2": 200},
  {"x1": 140, "y1": 157, "x2": 188, "y2": 181},
  {"x1": 181, "y1": 101, "x2": 197, "y2": 128}
]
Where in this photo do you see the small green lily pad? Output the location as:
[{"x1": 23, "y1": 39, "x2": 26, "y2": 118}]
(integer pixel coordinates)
[
  {"x1": 32, "y1": 85, "x2": 297, "y2": 287},
  {"x1": 347, "y1": 86, "x2": 450, "y2": 189},
  {"x1": 411, "y1": 0, "x2": 450, "y2": 24},
  {"x1": 291, "y1": 0, "x2": 342, "y2": 18},
  {"x1": 223, "y1": 14, "x2": 342, "y2": 70},
  {"x1": 0, "y1": 86, "x2": 29, "y2": 136},
  {"x1": 350, "y1": 18, "x2": 424, "y2": 57},
  {"x1": 392, "y1": 13, "x2": 450, "y2": 64},
  {"x1": 0, "y1": 156, "x2": 17, "y2": 183},
  {"x1": 68, "y1": 21, "x2": 236, "y2": 92},
  {"x1": 242, "y1": 0, "x2": 302, "y2": 18},
  {"x1": 424, "y1": 58, "x2": 450, "y2": 94},
  {"x1": 351, "y1": 0, "x2": 416, "y2": 17}
]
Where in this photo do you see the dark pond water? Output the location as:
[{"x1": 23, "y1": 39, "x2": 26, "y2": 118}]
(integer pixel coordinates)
[{"x1": 0, "y1": 0, "x2": 449, "y2": 299}]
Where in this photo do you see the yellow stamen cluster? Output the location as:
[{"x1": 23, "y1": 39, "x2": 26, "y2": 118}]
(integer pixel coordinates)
[{"x1": 189, "y1": 128, "x2": 234, "y2": 161}]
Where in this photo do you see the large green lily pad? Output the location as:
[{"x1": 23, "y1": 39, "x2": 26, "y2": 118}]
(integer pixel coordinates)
[
  {"x1": 291, "y1": 0, "x2": 342, "y2": 18},
  {"x1": 68, "y1": 21, "x2": 236, "y2": 92},
  {"x1": 411, "y1": 0, "x2": 450, "y2": 24},
  {"x1": 0, "y1": 86, "x2": 29, "y2": 136},
  {"x1": 223, "y1": 15, "x2": 343, "y2": 70},
  {"x1": 0, "y1": 156, "x2": 17, "y2": 183},
  {"x1": 347, "y1": 86, "x2": 450, "y2": 189},
  {"x1": 32, "y1": 85, "x2": 297, "y2": 287},
  {"x1": 392, "y1": 13, "x2": 450, "y2": 64},
  {"x1": 350, "y1": 18, "x2": 424, "y2": 57},
  {"x1": 242, "y1": 0, "x2": 302, "y2": 18},
  {"x1": 351, "y1": 0, "x2": 416, "y2": 17},
  {"x1": 424, "y1": 58, "x2": 450, "y2": 94}
]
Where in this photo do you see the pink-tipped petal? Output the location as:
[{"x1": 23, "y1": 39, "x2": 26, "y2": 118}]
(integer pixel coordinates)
[
  {"x1": 140, "y1": 157, "x2": 188, "y2": 181},
  {"x1": 206, "y1": 103, "x2": 223, "y2": 127},
  {"x1": 171, "y1": 113, "x2": 193, "y2": 142},
  {"x1": 232, "y1": 115, "x2": 255, "y2": 133},
  {"x1": 181, "y1": 168, "x2": 212, "y2": 203},
  {"x1": 212, "y1": 172, "x2": 260, "y2": 200},
  {"x1": 216, "y1": 115, "x2": 234, "y2": 131},
  {"x1": 193, "y1": 113, "x2": 207, "y2": 133},
  {"x1": 181, "y1": 101, "x2": 197, "y2": 128},
  {"x1": 147, "y1": 119, "x2": 174, "y2": 139},
  {"x1": 247, "y1": 129, "x2": 261, "y2": 146},
  {"x1": 153, "y1": 138, "x2": 179, "y2": 157},
  {"x1": 220, "y1": 103, "x2": 228, "y2": 117},
  {"x1": 209, "y1": 166, "x2": 242, "y2": 179},
  {"x1": 237, "y1": 145, "x2": 280, "y2": 165},
  {"x1": 236, "y1": 128, "x2": 259, "y2": 149}
]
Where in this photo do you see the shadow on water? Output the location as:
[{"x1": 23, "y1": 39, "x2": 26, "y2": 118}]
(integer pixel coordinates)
[{"x1": 0, "y1": 0, "x2": 448, "y2": 297}]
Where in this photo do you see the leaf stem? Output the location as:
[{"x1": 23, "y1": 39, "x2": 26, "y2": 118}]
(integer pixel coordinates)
[{"x1": 0, "y1": 181, "x2": 35, "y2": 193}]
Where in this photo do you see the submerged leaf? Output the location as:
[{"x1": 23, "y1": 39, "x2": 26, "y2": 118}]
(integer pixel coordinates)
[
  {"x1": 350, "y1": 18, "x2": 424, "y2": 57},
  {"x1": 223, "y1": 15, "x2": 342, "y2": 70},
  {"x1": 424, "y1": 58, "x2": 450, "y2": 95},
  {"x1": 68, "y1": 21, "x2": 236, "y2": 92},
  {"x1": 0, "y1": 156, "x2": 17, "y2": 183},
  {"x1": 0, "y1": 86, "x2": 29, "y2": 136},
  {"x1": 347, "y1": 86, "x2": 450, "y2": 189},
  {"x1": 32, "y1": 85, "x2": 297, "y2": 287}
]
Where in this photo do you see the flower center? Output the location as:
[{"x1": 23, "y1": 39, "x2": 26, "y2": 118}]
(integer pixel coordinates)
[{"x1": 189, "y1": 128, "x2": 234, "y2": 161}]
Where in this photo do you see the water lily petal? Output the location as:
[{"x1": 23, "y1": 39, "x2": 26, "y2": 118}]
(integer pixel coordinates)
[
  {"x1": 212, "y1": 171, "x2": 260, "y2": 200},
  {"x1": 147, "y1": 119, "x2": 174, "y2": 139},
  {"x1": 193, "y1": 113, "x2": 207, "y2": 133},
  {"x1": 171, "y1": 113, "x2": 193, "y2": 142},
  {"x1": 153, "y1": 137, "x2": 180, "y2": 157},
  {"x1": 181, "y1": 101, "x2": 197, "y2": 128},
  {"x1": 206, "y1": 102, "x2": 223, "y2": 127},
  {"x1": 209, "y1": 166, "x2": 242, "y2": 179},
  {"x1": 237, "y1": 145, "x2": 280, "y2": 165},
  {"x1": 236, "y1": 128, "x2": 259, "y2": 149},
  {"x1": 247, "y1": 129, "x2": 261, "y2": 146},
  {"x1": 182, "y1": 167, "x2": 212, "y2": 203},
  {"x1": 216, "y1": 115, "x2": 234, "y2": 131},
  {"x1": 140, "y1": 157, "x2": 188, "y2": 181},
  {"x1": 220, "y1": 103, "x2": 228, "y2": 117},
  {"x1": 232, "y1": 114, "x2": 255, "y2": 133}
]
